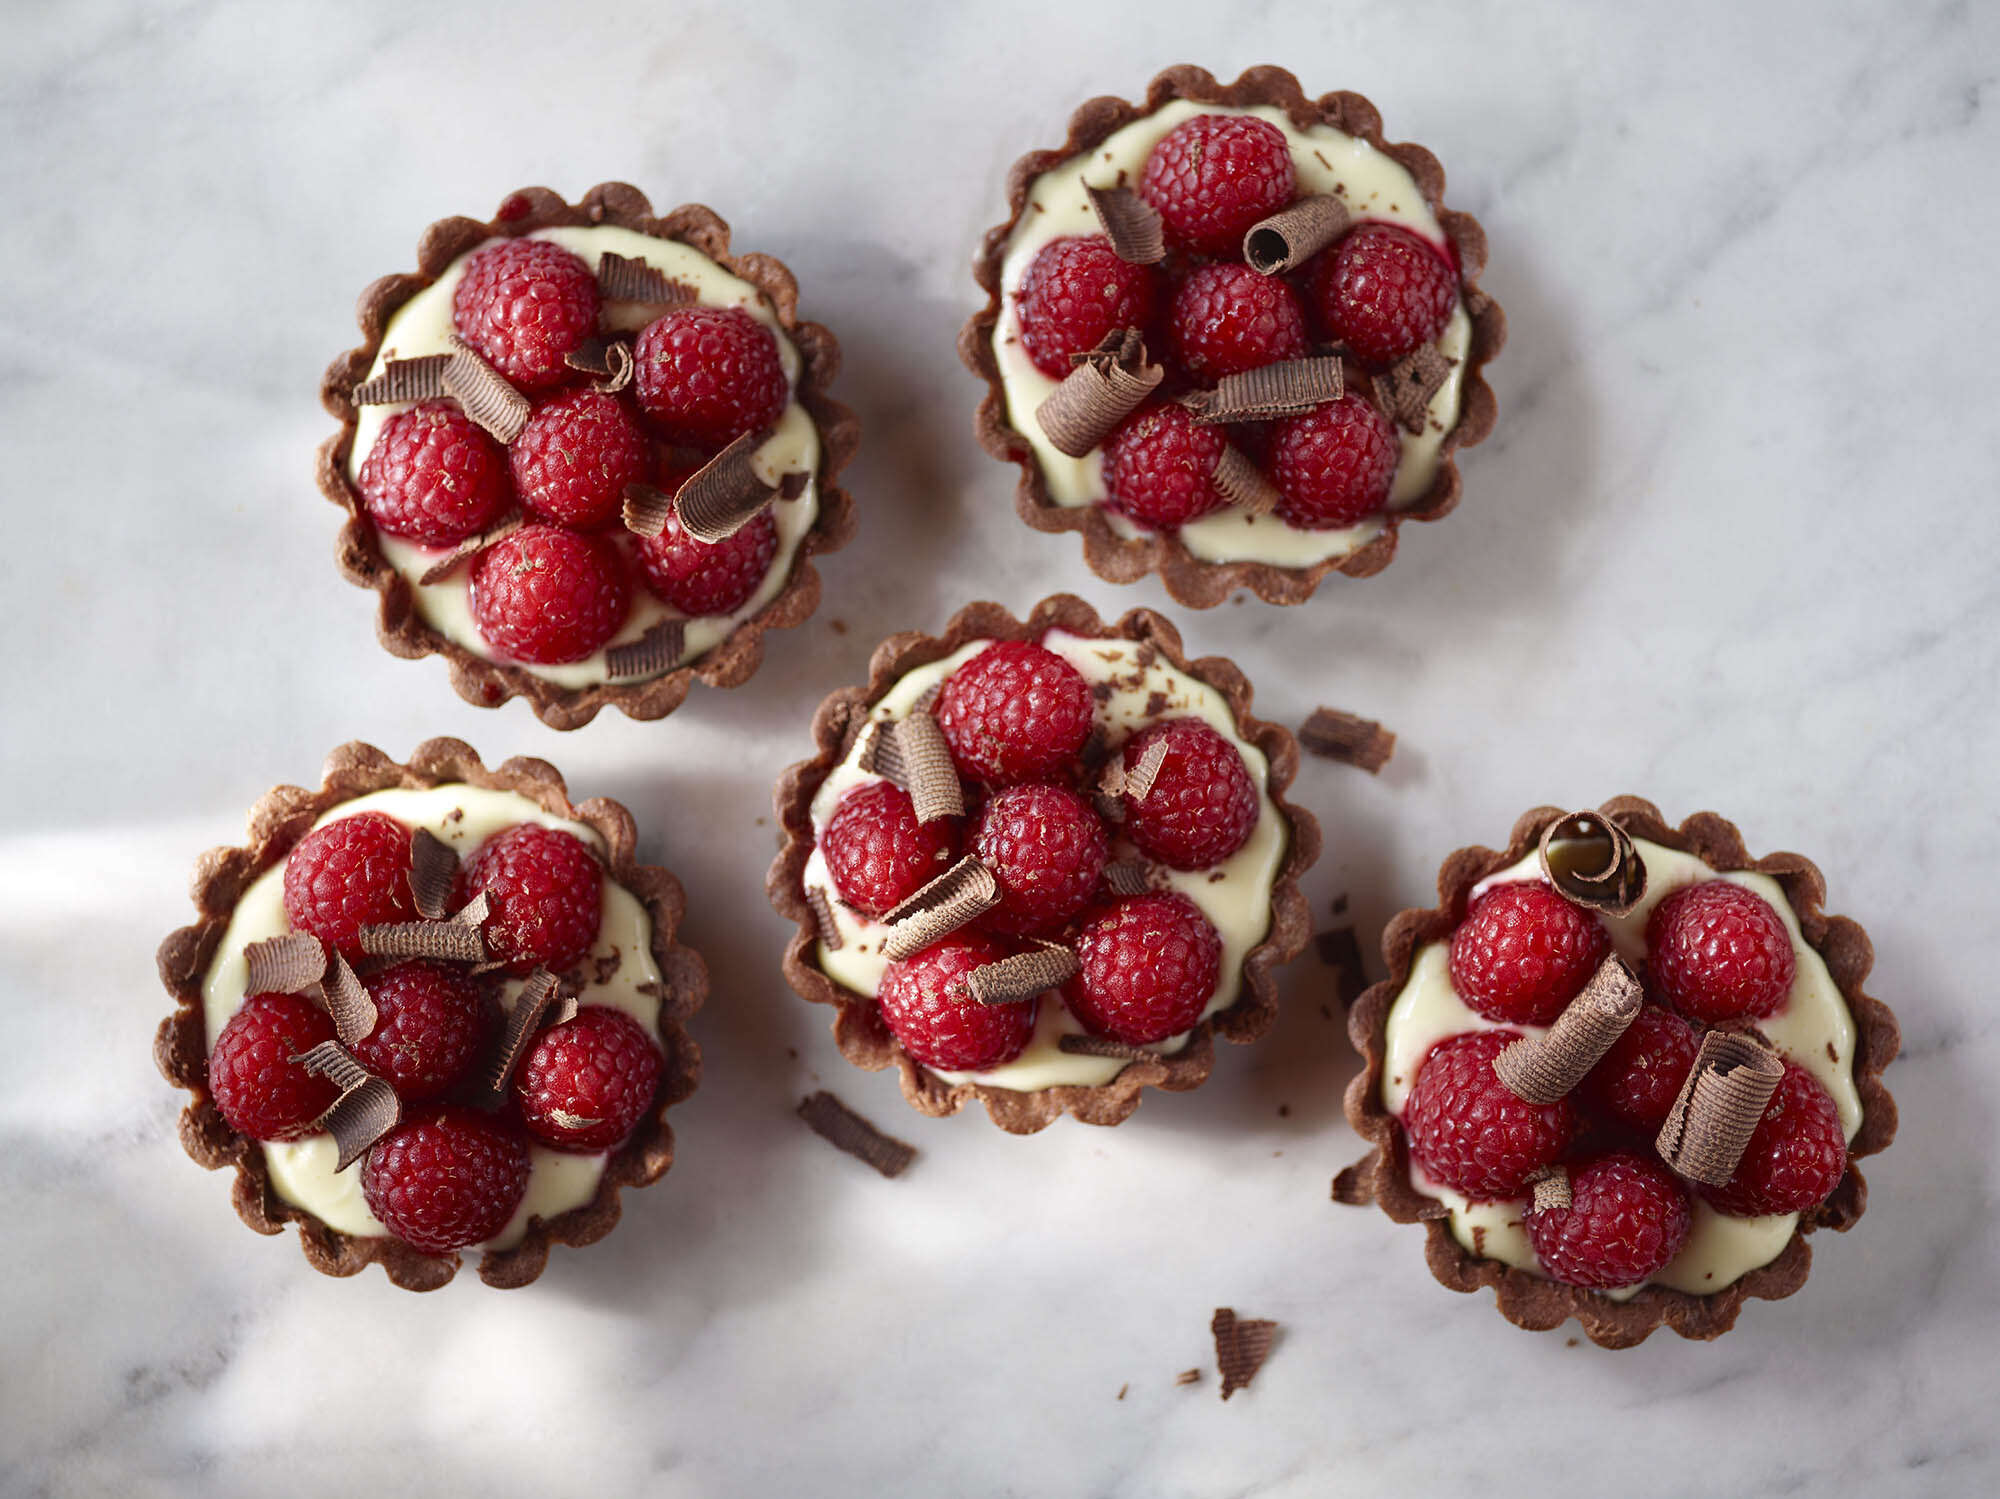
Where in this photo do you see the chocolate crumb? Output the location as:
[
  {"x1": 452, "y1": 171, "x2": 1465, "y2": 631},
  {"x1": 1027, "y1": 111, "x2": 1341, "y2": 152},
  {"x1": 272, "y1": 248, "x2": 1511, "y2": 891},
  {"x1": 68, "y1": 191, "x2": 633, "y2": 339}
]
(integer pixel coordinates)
[
  {"x1": 797, "y1": 1090, "x2": 916, "y2": 1178},
  {"x1": 1372, "y1": 345, "x2": 1453, "y2": 434},
  {"x1": 1299, "y1": 707, "x2": 1397, "y2": 774},
  {"x1": 1176, "y1": 1369, "x2": 1201, "y2": 1387},
  {"x1": 1211, "y1": 1309, "x2": 1278, "y2": 1400},
  {"x1": 1117, "y1": 1384, "x2": 1128, "y2": 1401}
]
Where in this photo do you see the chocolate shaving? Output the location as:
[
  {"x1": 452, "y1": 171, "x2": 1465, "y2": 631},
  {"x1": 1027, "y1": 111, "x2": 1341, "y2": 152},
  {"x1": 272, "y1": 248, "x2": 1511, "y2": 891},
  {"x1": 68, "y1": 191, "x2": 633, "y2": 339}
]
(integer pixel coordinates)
[
  {"x1": 477, "y1": 968, "x2": 574, "y2": 1105},
  {"x1": 408, "y1": 828, "x2": 458, "y2": 920},
  {"x1": 293, "y1": 1040, "x2": 401, "y2": 1171},
  {"x1": 1183, "y1": 357, "x2": 1344, "y2": 423},
  {"x1": 1083, "y1": 184, "x2": 1166, "y2": 265},
  {"x1": 1176, "y1": 1369, "x2": 1202, "y2": 1387},
  {"x1": 621, "y1": 483, "x2": 676, "y2": 539},
  {"x1": 1034, "y1": 328, "x2": 1163, "y2": 457},
  {"x1": 805, "y1": 884, "x2": 844, "y2": 950},
  {"x1": 606, "y1": 619, "x2": 686, "y2": 682},
  {"x1": 451, "y1": 889, "x2": 490, "y2": 929},
  {"x1": 440, "y1": 336, "x2": 530, "y2": 443},
  {"x1": 1493, "y1": 954, "x2": 1644, "y2": 1104},
  {"x1": 321, "y1": 950, "x2": 378, "y2": 1047},
  {"x1": 1100, "y1": 735, "x2": 1171, "y2": 805},
  {"x1": 242, "y1": 933, "x2": 326, "y2": 996},
  {"x1": 1102, "y1": 858, "x2": 1165, "y2": 897},
  {"x1": 597, "y1": 251, "x2": 696, "y2": 305},
  {"x1": 352, "y1": 353, "x2": 450, "y2": 405},
  {"x1": 861, "y1": 713, "x2": 964, "y2": 823},
  {"x1": 797, "y1": 1090, "x2": 916, "y2": 1179},
  {"x1": 562, "y1": 335, "x2": 634, "y2": 394},
  {"x1": 1528, "y1": 1165, "x2": 1573, "y2": 1213},
  {"x1": 1057, "y1": 1034, "x2": 1165, "y2": 1063},
  {"x1": 1243, "y1": 194, "x2": 1353, "y2": 275},
  {"x1": 879, "y1": 856, "x2": 1001, "y2": 962},
  {"x1": 1538, "y1": 811, "x2": 1648, "y2": 917},
  {"x1": 1299, "y1": 707, "x2": 1397, "y2": 773},
  {"x1": 1211, "y1": 446, "x2": 1280, "y2": 515},
  {"x1": 415, "y1": 513, "x2": 523, "y2": 586},
  {"x1": 1372, "y1": 344, "x2": 1453, "y2": 434},
  {"x1": 963, "y1": 943, "x2": 1079, "y2": 1005},
  {"x1": 1656, "y1": 1030, "x2": 1785, "y2": 1186},
  {"x1": 1211, "y1": 1309, "x2": 1278, "y2": 1400},
  {"x1": 675, "y1": 430, "x2": 778, "y2": 543},
  {"x1": 358, "y1": 918, "x2": 485, "y2": 964},
  {"x1": 778, "y1": 470, "x2": 810, "y2": 500}
]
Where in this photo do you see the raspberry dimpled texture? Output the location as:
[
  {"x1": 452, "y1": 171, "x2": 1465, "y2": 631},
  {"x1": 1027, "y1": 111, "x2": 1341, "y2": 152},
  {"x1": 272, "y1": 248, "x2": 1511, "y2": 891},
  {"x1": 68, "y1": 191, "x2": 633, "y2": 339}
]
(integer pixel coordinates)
[{"x1": 933, "y1": 641, "x2": 1094, "y2": 786}]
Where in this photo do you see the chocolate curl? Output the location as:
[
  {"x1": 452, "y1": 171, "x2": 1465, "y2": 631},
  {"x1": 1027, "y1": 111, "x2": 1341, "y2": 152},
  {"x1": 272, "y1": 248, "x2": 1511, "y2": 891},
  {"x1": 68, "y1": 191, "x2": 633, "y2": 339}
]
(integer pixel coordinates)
[
  {"x1": 1102, "y1": 858, "x2": 1166, "y2": 897},
  {"x1": 415, "y1": 514, "x2": 523, "y2": 586},
  {"x1": 962, "y1": 943, "x2": 1078, "y2": 1005},
  {"x1": 861, "y1": 713, "x2": 965, "y2": 823},
  {"x1": 563, "y1": 335, "x2": 634, "y2": 394},
  {"x1": 1182, "y1": 357, "x2": 1344, "y2": 424},
  {"x1": 597, "y1": 251, "x2": 696, "y2": 304},
  {"x1": 1033, "y1": 328, "x2": 1163, "y2": 458},
  {"x1": 321, "y1": 950, "x2": 378, "y2": 1047},
  {"x1": 451, "y1": 890, "x2": 490, "y2": 930},
  {"x1": 242, "y1": 933, "x2": 326, "y2": 996},
  {"x1": 441, "y1": 336, "x2": 530, "y2": 443},
  {"x1": 1372, "y1": 344, "x2": 1454, "y2": 434},
  {"x1": 1057, "y1": 1033, "x2": 1165, "y2": 1063},
  {"x1": 805, "y1": 884, "x2": 844, "y2": 951},
  {"x1": 1538, "y1": 811, "x2": 1648, "y2": 918},
  {"x1": 606, "y1": 619, "x2": 686, "y2": 682},
  {"x1": 1211, "y1": 1309, "x2": 1279, "y2": 1401},
  {"x1": 1211, "y1": 446, "x2": 1280, "y2": 515},
  {"x1": 797, "y1": 1090, "x2": 917, "y2": 1179},
  {"x1": 1493, "y1": 954, "x2": 1644, "y2": 1104},
  {"x1": 477, "y1": 968, "x2": 577, "y2": 1106},
  {"x1": 879, "y1": 856, "x2": 1000, "y2": 962},
  {"x1": 1243, "y1": 194, "x2": 1353, "y2": 275},
  {"x1": 407, "y1": 828, "x2": 458, "y2": 920},
  {"x1": 1528, "y1": 1165, "x2": 1573, "y2": 1213},
  {"x1": 352, "y1": 354, "x2": 450, "y2": 405},
  {"x1": 293, "y1": 1041, "x2": 401, "y2": 1171},
  {"x1": 358, "y1": 918, "x2": 485, "y2": 964},
  {"x1": 621, "y1": 483, "x2": 675, "y2": 539},
  {"x1": 1656, "y1": 1030, "x2": 1785, "y2": 1186},
  {"x1": 1100, "y1": 734, "x2": 1172, "y2": 806},
  {"x1": 675, "y1": 430, "x2": 779, "y2": 543},
  {"x1": 1299, "y1": 707, "x2": 1396, "y2": 773},
  {"x1": 1083, "y1": 184, "x2": 1166, "y2": 265}
]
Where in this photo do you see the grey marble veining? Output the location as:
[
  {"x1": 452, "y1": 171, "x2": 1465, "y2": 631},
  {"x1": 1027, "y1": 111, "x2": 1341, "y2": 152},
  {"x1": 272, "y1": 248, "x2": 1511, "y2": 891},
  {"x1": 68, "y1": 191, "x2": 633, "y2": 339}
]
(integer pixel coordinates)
[{"x1": 3, "y1": 1, "x2": 1997, "y2": 1494}]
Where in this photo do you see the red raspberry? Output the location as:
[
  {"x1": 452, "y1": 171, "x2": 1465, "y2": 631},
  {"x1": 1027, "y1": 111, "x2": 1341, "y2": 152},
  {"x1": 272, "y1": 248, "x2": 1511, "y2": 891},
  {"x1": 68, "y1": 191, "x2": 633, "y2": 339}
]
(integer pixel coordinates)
[
  {"x1": 460, "y1": 822, "x2": 602, "y2": 975},
  {"x1": 634, "y1": 306, "x2": 789, "y2": 449},
  {"x1": 1700, "y1": 1060, "x2": 1847, "y2": 1217},
  {"x1": 821, "y1": 780, "x2": 959, "y2": 917},
  {"x1": 1014, "y1": 235, "x2": 1162, "y2": 379},
  {"x1": 356, "y1": 402, "x2": 512, "y2": 547},
  {"x1": 1646, "y1": 881, "x2": 1797, "y2": 1024},
  {"x1": 934, "y1": 641, "x2": 1094, "y2": 786},
  {"x1": 635, "y1": 508, "x2": 779, "y2": 617},
  {"x1": 514, "y1": 1005, "x2": 663, "y2": 1152},
  {"x1": 1138, "y1": 113, "x2": 1295, "y2": 258},
  {"x1": 361, "y1": 1106, "x2": 529, "y2": 1253},
  {"x1": 1525, "y1": 1152, "x2": 1692, "y2": 1289},
  {"x1": 208, "y1": 992, "x2": 340, "y2": 1142},
  {"x1": 1270, "y1": 394, "x2": 1400, "y2": 529},
  {"x1": 468, "y1": 523, "x2": 630, "y2": 665},
  {"x1": 878, "y1": 931, "x2": 1037, "y2": 1071},
  {"x1": 1311, "y1": 223, "x2": 1458, "y2": 367},
  {"x1": 1103, "y1": 403, "x2": 1227, "y2": 530},
  {"x1": 1064, "y1": 891, "x2": 1222, "y2": 1044},
  {"x1": 1402, "y1": 1030, "x2": 1576, "y2": 1201},
  {"x1": 348, "y1": 962, "x2": 489, "y2": 1103},
  {"x1": 1120, "y1": 718, "x2": 1259, "y2": 871},
  {"x1": 509, "y1": 389, "x2": 650, "y2": 530},
  {"x1": 1448, "y1": 883, "x2": 1612, "y2": 1027},
  {"x1": 450, "y1": 237, "x2": 600, "y2": 391},
  {"x1": 282, "y1": 812, "x2": 416, "y2": 956},
  {"x1": 1169, "y1": 261, "x2": 1308, "y2": 382},
  {"x1": 1578, "y1": 1004, "x2": 1698, "y2": 1134},
  {"x1": 973, "y1": 783, "x2": 1108, "y2": 936}
]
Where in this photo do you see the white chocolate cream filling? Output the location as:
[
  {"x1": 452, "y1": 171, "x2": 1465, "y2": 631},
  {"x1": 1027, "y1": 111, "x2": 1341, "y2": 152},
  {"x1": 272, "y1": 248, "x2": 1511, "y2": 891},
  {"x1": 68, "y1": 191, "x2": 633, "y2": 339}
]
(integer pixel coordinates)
[
  {"x1": 1380, "y1": 839, "x2": 1861, "y2": 1298},
  {"x1": 201, "y1": 784, "x2": 665, "y2": 1250},
  {"x1": 347, "y1": 224, "x2": 823, "y2": 688},
  {"x1": 801, "y1": 630, "x2": 1287, "y2": 1091},
  {"x1": 993, "y1": 98, "x2": 1472, "y2": 569}
]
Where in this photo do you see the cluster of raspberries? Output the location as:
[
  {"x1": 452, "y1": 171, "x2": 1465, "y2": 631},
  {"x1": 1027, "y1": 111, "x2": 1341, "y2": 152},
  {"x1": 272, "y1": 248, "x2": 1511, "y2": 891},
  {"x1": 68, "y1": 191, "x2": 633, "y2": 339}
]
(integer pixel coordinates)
[
  {"x1": 1403, "y1": 877, "x2": 1848, "y2": 1289},
  {"x1": 356, "y1": 237, "x2": 795, "y2": 666},
  {"x1": 817, "y1": 640, "x2": 1263, "y2": 1071},
  {"x1": 1014, "y1": 112, "x2": 1461, "y2": 533},
  {"x1": 208, "y1": 810, "x2": 664, "y2": 1255}
]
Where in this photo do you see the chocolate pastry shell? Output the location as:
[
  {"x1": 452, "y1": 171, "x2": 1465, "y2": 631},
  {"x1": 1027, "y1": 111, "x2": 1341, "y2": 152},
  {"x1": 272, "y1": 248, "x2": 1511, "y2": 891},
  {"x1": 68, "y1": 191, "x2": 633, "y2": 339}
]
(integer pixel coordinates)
[
  {"x1": 768, "y1": 593, "x2": 1322, "y2": 1134},
  {"x1": 318, "y1": 183, "x2": 859, "y2": 730},
  {"x1": 960, "y1": 64, "x2": 1506, "y2": 609},
  {"x1": 154, "y1": 738, "x2": 708, "y2": 1290},
  {"x1": 1336, "y1": 798, "x2": 1900, "y2": 1348}
]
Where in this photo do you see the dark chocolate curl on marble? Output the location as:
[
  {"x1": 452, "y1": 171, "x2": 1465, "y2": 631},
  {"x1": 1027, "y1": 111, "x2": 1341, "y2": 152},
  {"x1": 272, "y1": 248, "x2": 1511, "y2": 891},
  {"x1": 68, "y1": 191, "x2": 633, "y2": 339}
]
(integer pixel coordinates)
[
  {"x1": 605, "y1": 619, "x2": 686, "y2": 682},
  {"x1": 1084, "y1": 184, "x2": 1166, "y2": 264},
  {"x1": 861, "y1": 713, "x2": 964, "y2": 824},
  {"x1": 1299, "y1": 707, "x2": 1396, "y2": 773},
  {"x1": 477, "y1": 968, "x2": 576, "y2": 1106},
  {"x1": 352, "y1": 354, "x2": 450, "y2": 405},
  {"x1": 563, "y1": 335, "x2": 634, "y2": 394},
  {"x1": 621, "y1": 483, "x2": 675, "y2": 539},
  {"x1": 416, "y1": 514, "x2": 523, "y2": 586},
  {"x1": 1211, "y1": 1309, "x2": 1279, "y2": 1401},
  {"x1": 963, "y1": 944, "x2": 1079, "y2": 1005},
  {"x1": 441, "y1": 336, "x2": 531, "y2": 443},
  {"x1": 596, "y1": 251, "x2": 696, "y2": 304},
  {"x1": 1057, "y1": 1033, "x2": 1165, "y2": 1063},
  {"x1": 674, "y1": 430, "x2": 778, "y2": 543},
  {"x1": 322, "y1": 950, "x2": 378, "y2": 1048},
  {"x1": 879, "y1": 856, "x2": 1001, "y2": 962},
  {"x1": 242, "y1": 933, "x2": 327, "y2": 996},
  {"x1": 1182, "y1": 357, "x2": 1344, "y2": 423},
  {"x1": 1656, "y1": 1030, "x2": 1786, "y2": 1186},
  {"x1": 1372, "y1": 344, "x2": 1454, "y2": 434},
  {"x1": 805, "y1": 884, "x2": 844, "y2": 951},
  {"x1": 1528, "y1": 1166, "x2": 1573, "y2": 1213},
  {"x1": 798, "y1": 1090, "x2": 916, "y2": 1178},
  {"x1": 1243, "y1": 194, "x2": 1353, "y2": 274},
  {"x1": 1493, "y1": 954, "x2": 1644, "y2": 1104},
  {"x1": 1538, "y1": 810, "x2": 1648, "y2": 917},
  {"x1": 357, "y1": 918, "x2": 485, "y2": 965},
  {"x1": 1211, "y1": 445, "x2": 1280, "y2": 515},
  {"x1": 1034, "y1": 328, "x2": 1163, "y2": 458},
  {"x1": 408, "y1": 828, "x2": 458, "y2": 920}
]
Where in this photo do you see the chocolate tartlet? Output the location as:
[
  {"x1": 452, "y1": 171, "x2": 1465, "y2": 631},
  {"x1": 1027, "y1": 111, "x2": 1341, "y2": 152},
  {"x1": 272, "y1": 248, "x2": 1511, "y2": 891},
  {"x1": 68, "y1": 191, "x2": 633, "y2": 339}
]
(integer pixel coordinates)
[
  {"x1": 1337, "y1": 799, "x2": 1898, "y2": 1347},
  {"x1": 961, "y1": 65, "x2": 1504, "y2": 607},
  {"x1": 319, "y1": 183, "x2": 858, "y2": 729},
  {"x1": 770, "y1": 594, "x2": 1321, "y2": 1133},
  {"x1": 155, "y1": 738, "x2": 706, "y2": 1289}
]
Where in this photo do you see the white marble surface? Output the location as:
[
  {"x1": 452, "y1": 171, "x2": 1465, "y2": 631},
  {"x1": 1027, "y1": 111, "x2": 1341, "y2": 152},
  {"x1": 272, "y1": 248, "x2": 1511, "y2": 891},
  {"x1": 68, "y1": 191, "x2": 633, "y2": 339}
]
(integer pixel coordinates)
[{"x1": 3, "y1": 1, "x2": 1997, "y2": 1493}]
